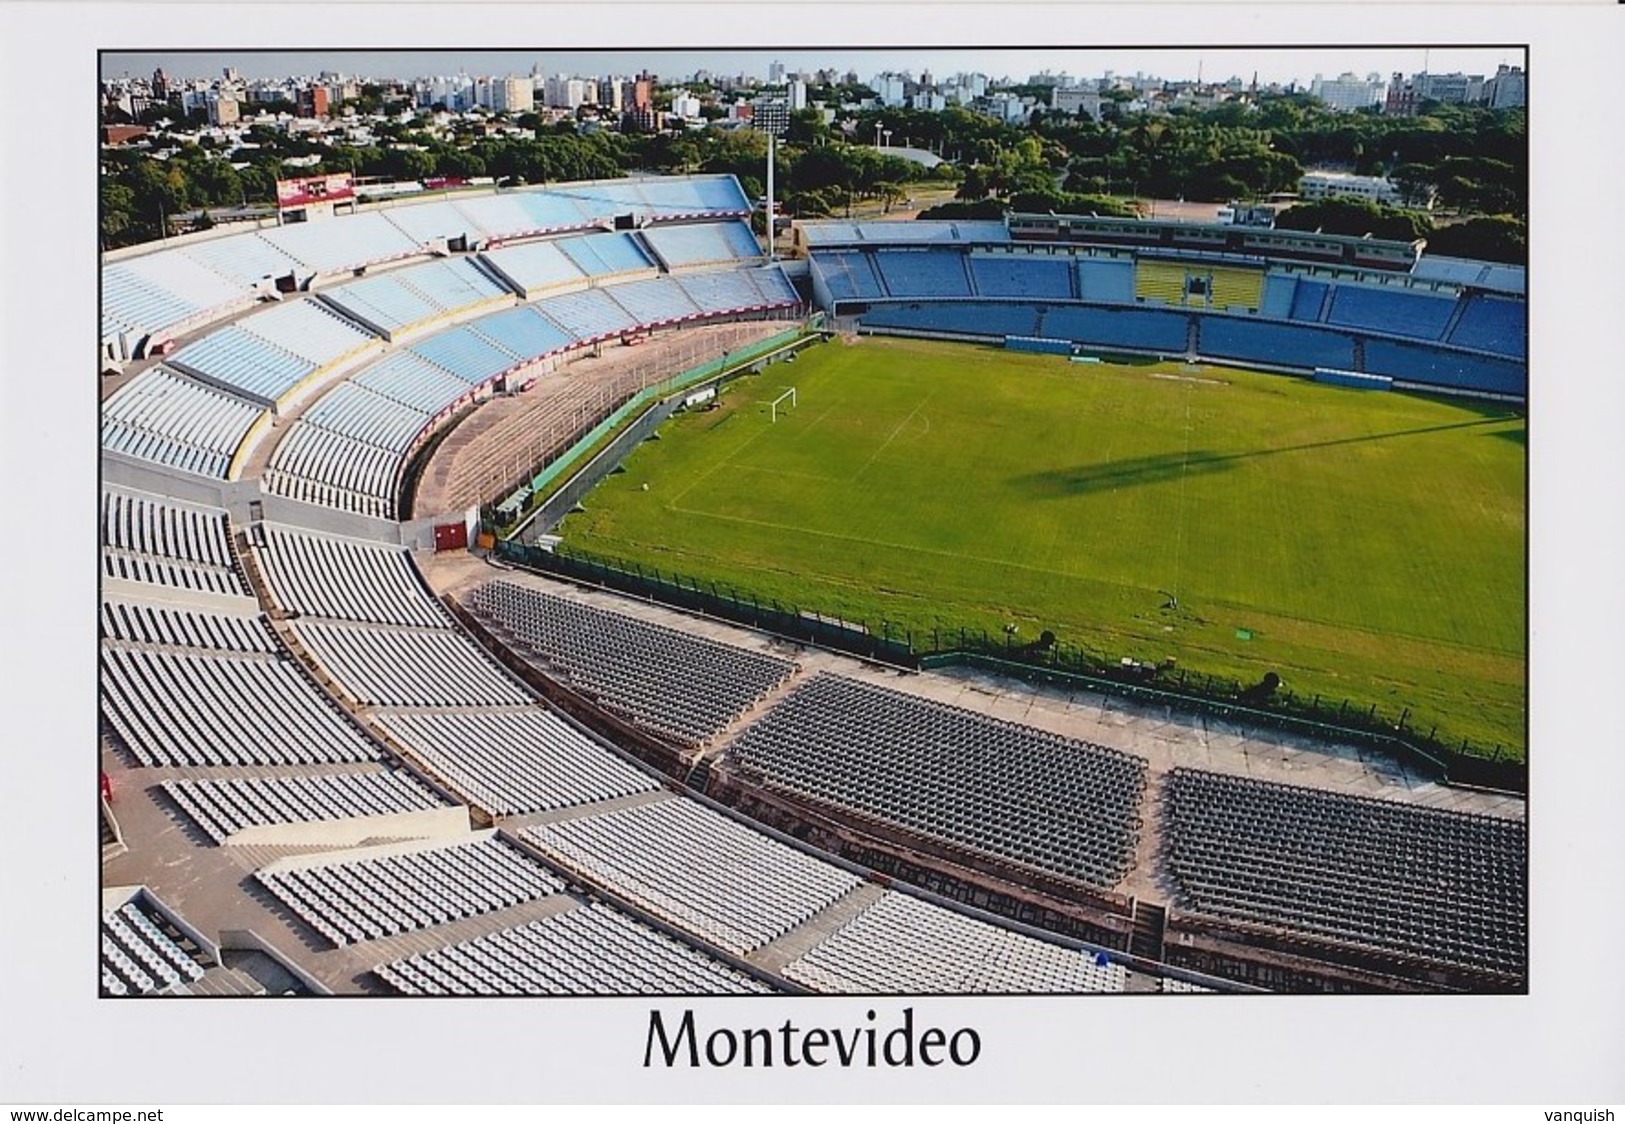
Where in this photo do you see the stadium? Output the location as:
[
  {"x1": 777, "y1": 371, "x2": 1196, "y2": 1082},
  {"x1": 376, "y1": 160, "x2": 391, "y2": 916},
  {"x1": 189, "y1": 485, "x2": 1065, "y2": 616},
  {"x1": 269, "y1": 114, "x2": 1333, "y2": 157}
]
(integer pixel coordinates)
[{"x1": 98, "y1": 166, "x2": 1526, "y2": 998}]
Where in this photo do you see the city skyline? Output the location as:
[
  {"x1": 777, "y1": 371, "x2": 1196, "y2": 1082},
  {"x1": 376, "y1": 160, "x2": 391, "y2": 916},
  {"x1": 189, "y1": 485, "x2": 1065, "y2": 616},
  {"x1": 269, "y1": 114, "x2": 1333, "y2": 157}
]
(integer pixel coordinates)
[{"x1": 104, "y1": 47, "x2": 1525, "y2": 89}]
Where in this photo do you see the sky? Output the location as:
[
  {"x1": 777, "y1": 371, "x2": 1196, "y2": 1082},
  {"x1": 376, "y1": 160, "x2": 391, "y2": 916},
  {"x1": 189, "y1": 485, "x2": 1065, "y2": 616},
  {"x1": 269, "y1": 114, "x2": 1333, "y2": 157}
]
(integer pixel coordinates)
[{"x1": 101, "y1": 47, "x2": 1525, "y2": 89}]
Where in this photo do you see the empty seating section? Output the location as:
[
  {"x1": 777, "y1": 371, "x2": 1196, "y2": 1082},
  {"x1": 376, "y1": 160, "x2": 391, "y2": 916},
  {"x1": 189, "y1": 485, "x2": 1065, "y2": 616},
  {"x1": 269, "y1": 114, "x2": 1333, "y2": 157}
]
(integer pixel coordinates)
[
  {"x1": 549, "y1": 176, "x2": 750, "y2": 220},
  {"x1": 101, "y1": 367, "x2": 264, "y2": 479},
  {"x1": 264, "y1": 424, "x2": 399, "y2": 519},
  {"x1": 410, "y1": 325, "x2": 520, "y2": 384},
  {"x1": 377, "y1": 709, "x2": 656, "y2": 816},
  {"x1": 729, "y1": 673, "x2": 1147, "y2": 887},
  {"x1": 240, "y1": 298, "x2": 380, "y2": 368},
  {"x1": 861, "y1": 302, "x2": 1043, "y2": 338},
  {"x1": 291, "y1": 620, "x2": 532, "y2": 707},
  {"x1": 352, "y1": 351, "x2": 482, "y2": 413},
  {"x1": 101, "y1": 600, "x2": 274, "y2": 653},
  {"x1": 162, "y1": 770, "x2": 445, "y2": 844},
  {"x1": 639, "y1": 221, "x2": 761, "y2": 269},
  {"x1": 100, "y1": 645, "x2": 380, "y2": 767},
  {"x1": 1075, "y1": 259, "x2": 1136, "y2": 303},
  {"x1": 468, "y1": 305, "x2": 576, "y2": 362},
  {"x1": 255, "y1": 527, "x2": 450, "y2": 628},
  {"x1": 301, "y1": 382, "x2": 431, "y2": 453},
  {"x1": 374, "y1": 199, "x2": 478, "y2": 246},
  {"x1": 785, "y1": 891, "x2": 1128, "y2": 994},
  {"x1": 1135, "y1": 261, "x2": 1189, "y2": 304},
  {"x1": 746, "y1": 267, "x2": 800, "y2": 305},
  {"x1": 101, "y1": 900, "x2": 207, "y2": 995},
  {"x1": 1198, "y1": 317, "x2": 1356, "y2": 371},
  {"x1": 872, "y1": 250, "x2": 972, "y2": 298},
  {"x1": 498, "y1": 192, "x2": 599, "y2": 233},
  {"x1": 101, "y1": 489, "x2": 250, "y2": 597},
  {"x1": 1037, "y1": 306, "x2": 1188, "y2": 352},
  {"x1": 1288, "y1": 280, "x2": 1331, "y2": 322},
  {"x1": 1325, "y1": 284, "x2": 1457, "y2": 340},
  {"x1": 479, "y1": 239, "x2": 589, "y2": 296},
  {"x1": 532, "y1": 287, "x2": 639, "y2": 343},
  {"x1": 1208, "y1": 267, "x2": 1265, "y2": 312},
  {"x1": 967, "y1": 255, "x2": 1074, "y2": 299},
  {"x1": 255, "y1": 834, "x2": 564, "y2": 947},
  {"x1": 604, "y1": 277, "x2": 703, "y2": 325},
  {"x1": 1258, "y1": 273, "x2": 1297, "y2": 319},
  {"x1": 259, "y1": 212, "x2": 420, "y2": 275},
  {"x1": 104, "y1": 253, "x2": 247, "y2": 338},
  {"x1": 1448, "y1": 295, "x2": 1526, "y2": 358},
  {"x1": 168, "y1": 326, "x2": 313, "y2": 403},
  {"x1": 673, "y1": 269, "x2": 767, "y2": 313},
  {"x1": 377, "y1": 902, "x2": 771, "y2": 995},
  {"x1": 813, "y1": 251, "x2": 887, "y2": 300},
  {"x1": 1163, "y1": 769, "x2": 1526, "y2": 974},
  {"x1": 557, "y1": 231, "x2": 654, "y2": 279},
  {"x1": 471, "y1": 581, "x2": 796, "y2": 746},
  {"x1": 1362, "y1": 339, "x2": 1526, "y2": 397},
  {"x1": 179, "y1": 236, "x2": 303, "y2": 290},
  {"x1": 317, "y1": 274, "x2": 442, "y2": 335},
  {"x1": 522, "y1": 797, "x2": 862, "y2": 956}
]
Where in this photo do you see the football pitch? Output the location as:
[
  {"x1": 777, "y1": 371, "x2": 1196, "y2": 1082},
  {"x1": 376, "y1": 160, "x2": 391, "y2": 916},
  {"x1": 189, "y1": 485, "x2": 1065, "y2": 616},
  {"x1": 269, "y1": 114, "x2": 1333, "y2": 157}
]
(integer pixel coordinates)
[{"x1": 558, "y1": 335, "x2": 1527, "y2": 757}]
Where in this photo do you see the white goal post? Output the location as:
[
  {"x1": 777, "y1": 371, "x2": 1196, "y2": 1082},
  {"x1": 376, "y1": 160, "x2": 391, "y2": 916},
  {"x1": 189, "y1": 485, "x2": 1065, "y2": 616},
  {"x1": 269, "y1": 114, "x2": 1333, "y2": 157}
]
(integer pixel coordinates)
[{"x1": 770, "y1": 387, "x2": 798, "y2": 423}]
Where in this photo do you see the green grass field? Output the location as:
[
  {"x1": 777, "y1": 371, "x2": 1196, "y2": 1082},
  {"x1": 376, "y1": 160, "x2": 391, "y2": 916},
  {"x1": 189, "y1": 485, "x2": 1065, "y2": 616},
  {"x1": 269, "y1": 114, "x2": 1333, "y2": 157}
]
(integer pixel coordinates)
[{"x1": 558, "y1": 335, "x2": 1527, "y2": 756}]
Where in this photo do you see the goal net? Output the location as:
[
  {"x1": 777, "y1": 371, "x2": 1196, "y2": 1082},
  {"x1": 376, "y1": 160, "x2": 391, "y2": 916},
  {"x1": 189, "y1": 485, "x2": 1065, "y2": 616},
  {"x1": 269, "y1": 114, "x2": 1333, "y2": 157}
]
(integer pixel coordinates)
[{"x1": 770, "y1": 387, "x2": 798, "y2": 423}]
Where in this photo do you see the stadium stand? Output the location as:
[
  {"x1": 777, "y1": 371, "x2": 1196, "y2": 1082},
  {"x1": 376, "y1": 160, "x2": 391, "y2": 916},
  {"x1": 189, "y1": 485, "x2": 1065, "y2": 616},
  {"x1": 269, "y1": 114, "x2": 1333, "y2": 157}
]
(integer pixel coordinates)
[
  {"x1": 967, "y1": 254, "x2": 1075, "y2": 299},
  {"x1": 101, "y1": 600, "x2": 274, "y2": 654},
  {"x1": 479, "y1": 239, "x2": 591, "y2": 299},
  {"x1": 103, "y1": 252, "x2": 253, "y2": 344},
  {"x1": 162, "y1": 770, "x2": 446, "y2": 845},
  {"x1": 99, "y1": 644, "x2": 381, "y2": 767},
  {"x1": 1207, "y1": 266, "x2": 1265, "y2": 312},
  {"x1": 1324, "y1": 283, "x2": 1457, "y2": 340},
  {"x1": 350, "y1": 351, "x2": 477, "y2": 414},
  {"x1": 177, "y1": 235, "x2": 304, "y2": 292},
  {"x1": 290, "y1": 620, "x2": 533, "y2": 708},
  {"x1": 872, "y1": 249, "x2": 974, "y2": 298},
  {"x1": 1197, "y1": 316, "x2": 1358, "y2": 371},
  {"x1": 544, "y1": 175, "x2": 752, "y2": 220},
  {"x1": 376, "y1": 901, "x2": 773, "y2": 995},
  {"x1": 101, "y1": 487, "x2": 251, "y2": 597},
  {"x1": 466, "y1": 305, "x2": 578, "y2": 364},
  {"x1": 258, "y1": 211, "x2": 422, "y2": 276},
  {"x1": 300, "y1": 381, "x2": 432, "y2": 454},
  {"x1": 859, "y1": 301, "x2": 1044, "y2": 338},
  {"x1": 263, "y1": 423, "x2": 401, "y2": 519},
  {"x1": 1361, "y1": 338, "x2": 1526, "y2": 397},
  {"x1": 811, "y1": 251, "x2": 889, "y2": 301},
  {"x1": 1447, "y1": 295, "x2": 1527, "y2": 358},
  {"x1": 375, "y1": 708, "x2": 658, "y2": 817},
  {"x1": 254, "y1": 526, "x2": 451, "y2": 629},
  {"x1": 604, "y1": 277, "x2": 705, "y2": 326},
  {"x1": 1288, "y1": 279, "x2": 1332, "y2": 322},
  {"x1": 1037, "y1": 305, "x2": 1189, "y2": 352},
  {"x1": 639, "y1": 220, "x2": 762, "y2": 270},
  {"x1": 101, "y1": 898, "x2": 209, "y2": 996},
  {"x1": 522, "y1": 796, "x2": 864, "y2": 956},
  {"x1": 1163, "y1": 769, "x2": 1526, "y2": 974},
  {"x1": 101, "y1": 366, "x2": 265, "y2": 479},
  {"x1": 728, "y1": 673, "x2": 1148, "y2": 887},
  {"x1": 1135, "y1": 260, "x2": 1189, "y2": 305},
  {"x1": 1073, "y1": 258, "x2": 1136, "y2": 304},
  {"x1": 783, "y1": 890, "x2": 1129, "y2": 994},
  {"x1": 471, "y1": 580, "x2": 797, "y2": 746},
  {"x1": 409, "y1": 325, "x2": 521, "y2": 385},
  {"x1": 1257, "y1": 273, "x2": 1298, "y2": 319},
  {"x1": 531, "y1": 287, "x2": 640, "y2": 344},
  {"x1": 557, "y1": 231, "x2": 656, "y2": 280},
  {"x1": 255, "y1": 833, "x2": 564, "y2": 947}
]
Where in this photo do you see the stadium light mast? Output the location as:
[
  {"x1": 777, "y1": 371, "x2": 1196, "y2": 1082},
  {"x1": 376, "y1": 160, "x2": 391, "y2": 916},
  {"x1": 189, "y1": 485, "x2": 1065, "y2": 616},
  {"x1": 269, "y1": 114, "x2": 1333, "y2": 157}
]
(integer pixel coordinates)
[{"x1": 765, "y1": 130, "x2": 776, "y2": 263}]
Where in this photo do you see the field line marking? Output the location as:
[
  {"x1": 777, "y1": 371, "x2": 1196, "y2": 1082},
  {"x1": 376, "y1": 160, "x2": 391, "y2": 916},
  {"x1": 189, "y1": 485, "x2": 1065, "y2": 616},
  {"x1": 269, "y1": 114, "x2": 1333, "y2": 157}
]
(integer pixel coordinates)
[{"x1": 850, "y1": 391, "x2": 936, "y2": 484}]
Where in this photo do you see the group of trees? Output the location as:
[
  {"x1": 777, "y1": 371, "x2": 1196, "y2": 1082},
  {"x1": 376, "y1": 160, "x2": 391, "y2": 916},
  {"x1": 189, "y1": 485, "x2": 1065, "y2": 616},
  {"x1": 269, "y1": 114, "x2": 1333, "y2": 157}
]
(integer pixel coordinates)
[{"x1": 99, "y1": 88, "x2": 1525, "y2": 262}]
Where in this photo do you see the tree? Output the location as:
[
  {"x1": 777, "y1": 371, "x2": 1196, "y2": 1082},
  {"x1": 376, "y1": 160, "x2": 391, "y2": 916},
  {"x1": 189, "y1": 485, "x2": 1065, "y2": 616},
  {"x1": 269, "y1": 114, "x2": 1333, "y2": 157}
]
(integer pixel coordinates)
[{"x1": 1425, "y1": 216, "x2": 1526, "y2": 264}]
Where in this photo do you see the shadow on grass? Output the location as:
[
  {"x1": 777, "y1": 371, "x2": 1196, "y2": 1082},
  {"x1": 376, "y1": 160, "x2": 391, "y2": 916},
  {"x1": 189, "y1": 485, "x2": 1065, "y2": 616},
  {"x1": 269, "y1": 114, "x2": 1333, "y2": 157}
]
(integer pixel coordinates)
[{"x1": 1012, "y1": 417, "x2": 1511, "y2": 498}]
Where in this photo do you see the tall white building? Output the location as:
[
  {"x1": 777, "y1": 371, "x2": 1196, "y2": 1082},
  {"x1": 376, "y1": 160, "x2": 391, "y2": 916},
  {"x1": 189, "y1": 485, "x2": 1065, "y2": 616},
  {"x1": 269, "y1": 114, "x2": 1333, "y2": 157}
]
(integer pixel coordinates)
[
  {"x1": 1309, "y1": 71, "x2": 1387, "y2": 112},
  {"x1": 1053, "y1": 85, "x2": 1104, "y2": 120},
  {"x1": 788, "y1": 77, "x2": 807, "y2": 111},
  {"x1": 873, "y1": 73, "x2": 907, "y2": 108},
  {"x1": 768, "y1": 60, "x2": 786, "y2": 85},
  {"x1": 493, "y1": 76, "x2": 534, "y2": 113}
]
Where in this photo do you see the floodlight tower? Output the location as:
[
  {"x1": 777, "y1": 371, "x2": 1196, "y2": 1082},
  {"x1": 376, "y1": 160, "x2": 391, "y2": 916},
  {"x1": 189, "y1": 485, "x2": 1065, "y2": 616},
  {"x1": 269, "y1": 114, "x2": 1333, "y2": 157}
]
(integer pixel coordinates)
[{"x1": 765, "y1": 130, "x2": 777, "y2": 262}]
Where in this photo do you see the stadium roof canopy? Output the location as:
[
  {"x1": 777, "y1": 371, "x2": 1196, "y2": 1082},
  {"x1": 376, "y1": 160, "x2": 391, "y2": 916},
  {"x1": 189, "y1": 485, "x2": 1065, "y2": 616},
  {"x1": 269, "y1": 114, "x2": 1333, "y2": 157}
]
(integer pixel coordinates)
[{"x1": 1410, "y1": 254, "x2": 1526, "y2": 296}]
